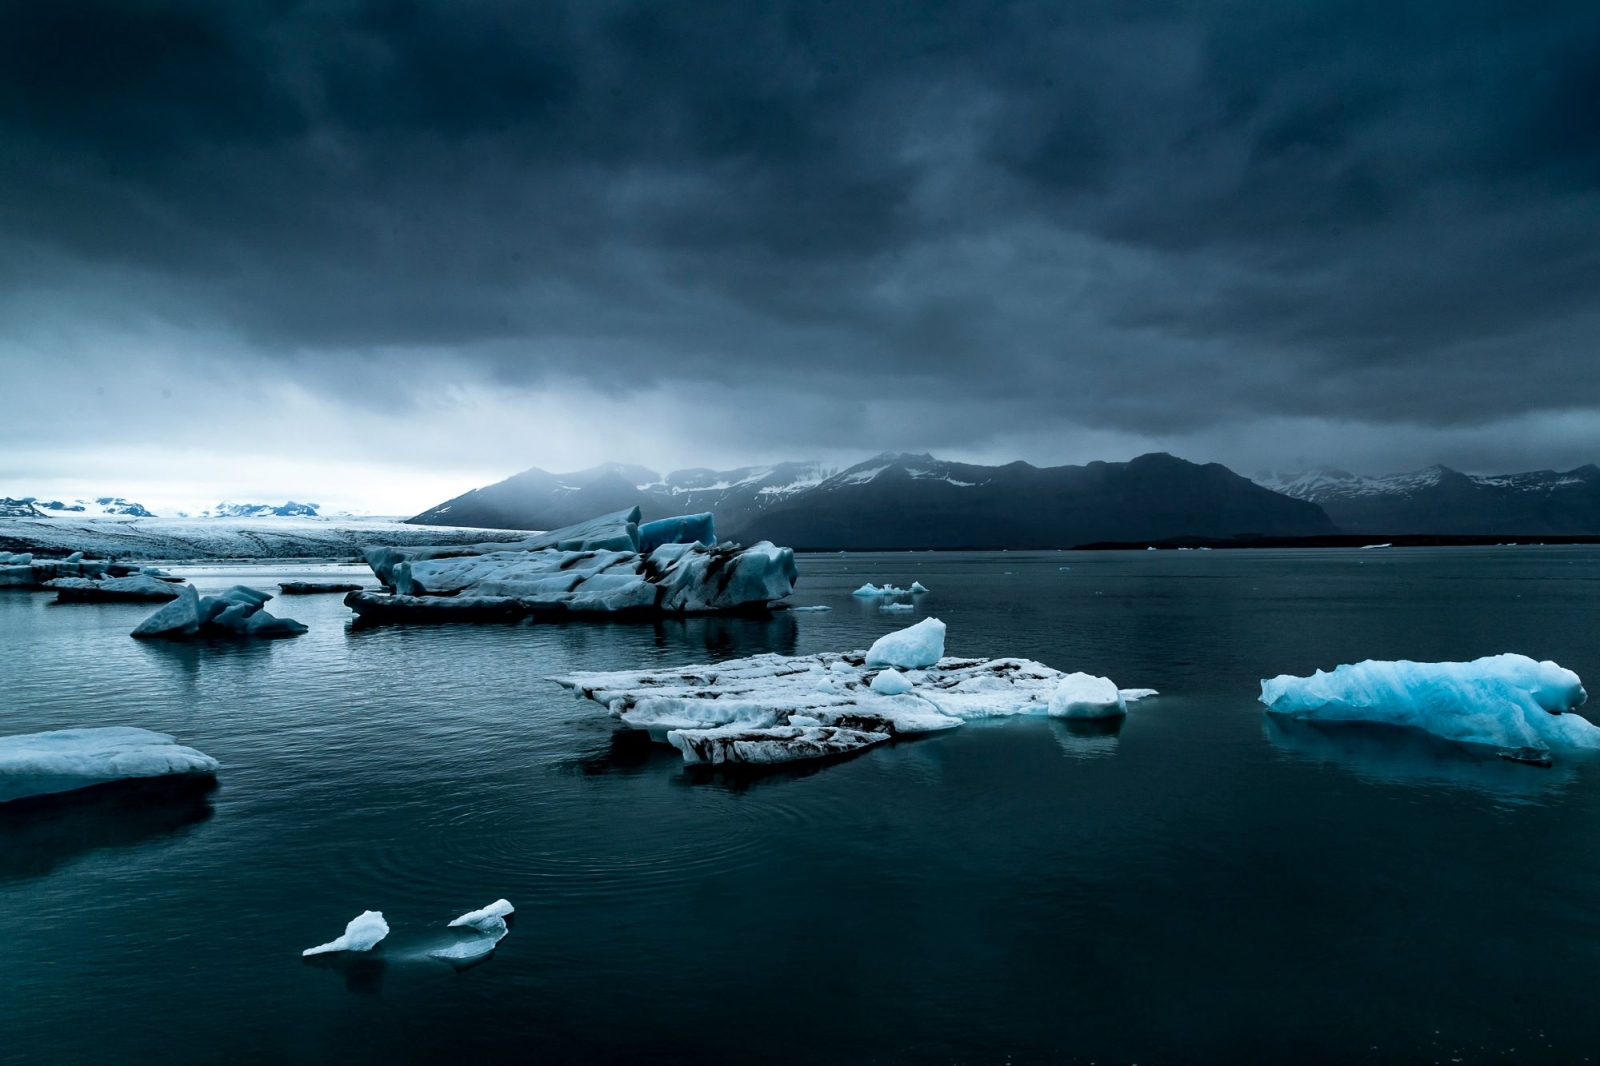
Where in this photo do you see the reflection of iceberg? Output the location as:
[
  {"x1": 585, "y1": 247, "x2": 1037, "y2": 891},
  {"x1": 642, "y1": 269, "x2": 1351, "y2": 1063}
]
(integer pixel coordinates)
[
  {"x1": 1260, "y1": 654, "x2": 1597, "y2": 755},
  {"x1": 1050, "y1": 717, "x2": 1123, "y2": 760},
  {"x1": 348, "y1": 507, "x2": 797, "y2": 623},
  {"x1": 1264, "y1": 715, "x2": 1579, "y2": 796},
  {"x1": 0, "y1": 776, "x2": 215, "y2": 883},
  {"x1": 554, "y1": 619, "x2": 1150, "y2": 769}
]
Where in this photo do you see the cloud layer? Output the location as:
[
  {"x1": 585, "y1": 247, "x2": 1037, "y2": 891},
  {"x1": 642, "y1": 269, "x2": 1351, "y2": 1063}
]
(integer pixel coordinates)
[{"x1": 4, "y1": 1, "x2": 1600, "y2": 510}]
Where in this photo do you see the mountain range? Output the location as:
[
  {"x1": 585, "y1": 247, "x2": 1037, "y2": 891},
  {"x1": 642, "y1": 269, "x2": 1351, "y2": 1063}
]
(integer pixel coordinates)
[
  {"x1": 1253, "y1": 464, "x2": 1600, "y2": 534},
  {"x1": 410, "y1": 452, "x2": 1337, "y2": 549}
]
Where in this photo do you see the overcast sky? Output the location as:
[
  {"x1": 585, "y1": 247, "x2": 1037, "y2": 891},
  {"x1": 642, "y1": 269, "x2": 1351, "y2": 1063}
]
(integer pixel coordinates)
[{"x1": 4, "y1": 1, "x2": 1599, "y2": 514}]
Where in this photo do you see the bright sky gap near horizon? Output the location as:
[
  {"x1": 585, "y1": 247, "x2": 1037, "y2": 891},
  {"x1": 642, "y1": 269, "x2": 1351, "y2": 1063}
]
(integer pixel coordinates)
[{"x1": 5, "y1": 2, "x2": 1600, "y2": 514}]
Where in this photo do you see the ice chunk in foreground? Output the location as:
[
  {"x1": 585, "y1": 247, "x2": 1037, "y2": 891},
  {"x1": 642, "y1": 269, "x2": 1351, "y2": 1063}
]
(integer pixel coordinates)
[
  {"x1": 430, "y1": 915, "x2": 508, "y2": 962},
  {"x1": 866, "y1": 617, "x2": 946, "y2": 669},
  {"x1": 449, "y1": 899, "x2": 515, "y2": 929},
  {"x1": 303, "y1": 911, "x2": 389, "y2": 956},
  {"x1": 132, "y1": 584, "x2": 306, "y2": 640},
  {"x1": 1049, "y1": 673, "x2": 1127, "y2": 718},
  {"x1": 1259, "y1": 654, "x2": 1598, "y2": 752},
  {"x1": 0, "y1": 727, "x2": 219, "y2": 804}
]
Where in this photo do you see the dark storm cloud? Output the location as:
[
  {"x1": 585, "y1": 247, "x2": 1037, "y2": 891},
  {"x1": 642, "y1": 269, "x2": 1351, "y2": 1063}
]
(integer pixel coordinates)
[{"x1": 5, "y1": 0, "x2": 1600, "y2": 451}]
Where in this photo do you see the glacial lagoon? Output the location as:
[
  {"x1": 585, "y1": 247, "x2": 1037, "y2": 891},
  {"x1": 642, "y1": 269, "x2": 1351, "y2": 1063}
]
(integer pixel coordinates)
[{"x1": 5, "y1": 547, "x2": 1600, "y2": 1063}]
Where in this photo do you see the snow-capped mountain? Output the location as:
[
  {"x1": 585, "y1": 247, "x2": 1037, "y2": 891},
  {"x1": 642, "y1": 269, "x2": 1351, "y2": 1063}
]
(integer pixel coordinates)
[
  {"x1": 27, "y1": 496, "x2": 157, "y2": 517},
  {"x1": 412, "y1": 452, "x2": 1335, "y2": 548},
  {"x1": 1254, "y1": 464, "x2": 1600, "y2": 534},
  {"x1": 409, "y1": 461, "x2": 835, "y2": 535},
  {"x1": 189, "y1": 501, "x2": 322, "y2": 518}
]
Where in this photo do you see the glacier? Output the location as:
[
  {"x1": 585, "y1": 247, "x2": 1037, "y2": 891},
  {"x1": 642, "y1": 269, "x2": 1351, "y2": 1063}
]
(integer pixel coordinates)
[
  {"x1": 553, "y1": 619, "x2": 1152, "y2": 768},
  {"x1": 348, "y1": 507, "x2": 797, "y2": 622},
  {"x1": 303, "y1": 911, "x2": 389, "y2": 956},
  {"x1": 132, "y1": 585, "x2": 308, "y2": 639},
  {"x1": 1259, "y1": 654, "x2": 1599, "y2": 753},
  {"x1": 0, "y1": 727, "x2": 219, "y2": 804}
]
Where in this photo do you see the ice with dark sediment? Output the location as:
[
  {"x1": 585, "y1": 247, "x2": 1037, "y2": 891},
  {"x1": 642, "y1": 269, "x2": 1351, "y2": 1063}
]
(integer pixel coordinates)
[
  {"x1": 348, "y1": 507, "x2": 797, "y2": 621},
  {"x1": 553, "y1": 618, "x2": 1154, "y2": 767}
]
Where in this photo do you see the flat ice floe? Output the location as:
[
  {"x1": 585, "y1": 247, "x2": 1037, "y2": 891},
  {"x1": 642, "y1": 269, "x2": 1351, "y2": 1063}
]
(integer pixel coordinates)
[
  {"x1": 1260, "y1": 654, "x2": 1599, "y2": 754},
  {"x1": 49, "y1": 574, "x2": 182, "y2": 602},
  {"x1": 132, "y1": 584, "x2": 308, "y2": 639},
  {"x1": 553, "y1": 618, "x2": 1154, "y2": 768},
  {"x1": 303, "y1": 911, "x2": 389, "y2": 956},
  {"x1": 0, "y1": 727, "x2": 219, "y2": 803},
  {"x1": 348, "y1": 507, "x2": 797, "y2": 622}
]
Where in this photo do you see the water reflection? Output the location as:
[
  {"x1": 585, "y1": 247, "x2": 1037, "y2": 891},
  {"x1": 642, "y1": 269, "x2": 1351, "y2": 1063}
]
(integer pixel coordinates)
[
  {"x1": 1050, "y1": 716, "x2": 1123, "y2": 760},
  {"x1": 1263, "y1": 714, "x2": 1578, "y2": 798},
  {"x1": 301, "y1": 951, "x2": 388, "y2": 995},
  {"x1": 0, "y1": 776, "x2": 217, "y2": 883}
]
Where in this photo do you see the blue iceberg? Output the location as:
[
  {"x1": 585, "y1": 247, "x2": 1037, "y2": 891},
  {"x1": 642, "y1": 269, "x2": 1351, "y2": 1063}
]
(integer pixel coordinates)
[{"x1": 1260, "y1": 654, "x2": 1599, "y2": 753}]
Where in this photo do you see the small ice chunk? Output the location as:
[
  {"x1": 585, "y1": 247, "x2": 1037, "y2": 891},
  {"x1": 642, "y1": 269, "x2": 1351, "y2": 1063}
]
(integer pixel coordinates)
[
  {"x1": 788, "y1": 605, "x2": 832, "y2": 612},
  {"x1": 1048, "y1": 673, "x2": 1127, "y2": 719},
  {"x1": 851, "y1": 583, "x2": 907, "y2": 598},
  {"x1": 430, "y1": 915, "x2": 508, "y2": 961},
  {"x1": 1119, "y1": 688, "x2": 1159, "y2": 701},
  {"x1": 0, "y1": 727, "x2": 219, "y2": 803},
  {"x1": 870, "y1": 668, "x2": 913, "y2": 695},
  {"x1": 303, "y1": 911, "x2": 389, "y2": 956},
  {"x1": 881, "y1": 602, "x2": 915, "y2": 612},
  {"x1": 866, "y1": 617, "x2": 946, "y2": 669},
  {"x1": 449, "y1": 899, "x2": 515, "y2": 930},
  {"x1": 910, "y1": 581, "x2": 929, "y2": 593}
]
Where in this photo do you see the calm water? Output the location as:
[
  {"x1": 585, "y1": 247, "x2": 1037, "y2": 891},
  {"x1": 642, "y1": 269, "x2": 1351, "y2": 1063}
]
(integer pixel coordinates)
[{"x1": 4, "y1": 548, "x2": 1600, "y2": 1064}]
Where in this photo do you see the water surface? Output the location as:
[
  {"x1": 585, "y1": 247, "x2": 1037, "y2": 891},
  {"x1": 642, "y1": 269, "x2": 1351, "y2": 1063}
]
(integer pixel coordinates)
[{"x1": 4, "y1": 548, "x2": 1600, "y2": 1064}]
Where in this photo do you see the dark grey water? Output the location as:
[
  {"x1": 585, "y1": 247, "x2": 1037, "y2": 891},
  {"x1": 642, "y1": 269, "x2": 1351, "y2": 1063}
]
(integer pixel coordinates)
[{"x1": 4, "y1": 548, "x2": 1600, "y2": 1064}]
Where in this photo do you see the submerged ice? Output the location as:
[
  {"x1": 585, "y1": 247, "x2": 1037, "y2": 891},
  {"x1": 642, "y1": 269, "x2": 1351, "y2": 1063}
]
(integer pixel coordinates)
[
  {"x1": 1260, "y1": 654, "x2": 1598, "y2": 752},
  {"x1": 554, "y1": 618, "x2": 1152, "y2": 768},
  {"x1": 0, "y1": 727, "x2": 219, "y2": 804}
]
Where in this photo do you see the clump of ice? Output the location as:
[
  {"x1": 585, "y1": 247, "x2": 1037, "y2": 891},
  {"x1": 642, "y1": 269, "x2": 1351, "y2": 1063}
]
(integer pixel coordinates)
[
  {"x1": 909, "y1": 581, "x2": 930, "y2": 594},
  {"x1": 866, "y1": 617, "x2": 946, "y2": 669},
  {"x1": 0, "y1": 727, "x2": 219, "y2": 804},
  {"x1": 303, "y1": 911, "x2": 389, "y2": 956},
  {"x1": 881, "y1": 602, "x2": 915, "y2": 612},
  {"x1": 852, "y1": 583, "x2": 908, "y2": 598},
  {"x1": 430, "y1": 916, "x2": 509, "y2": 962},
  {"x1": 449, "y1": 899, "x2": 514, "y2": 929},
  {"x1": 131, "y1": 584, "x2": 307, "y2": 640},
  {"x1": 1260, "y1": 654, "x2": 1598, "y2": 752},
  {"x1": 870, "y1": 668, "x2": 914, "y2": 695},
  {"x1": 1048, "y1": 673, "x2": 1127, "y2": 719}
]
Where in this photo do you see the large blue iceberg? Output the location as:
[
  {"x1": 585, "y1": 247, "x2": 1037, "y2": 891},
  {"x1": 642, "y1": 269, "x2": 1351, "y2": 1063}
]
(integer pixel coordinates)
[{"x1": 1259, "y1": 654, "x2": 1600, "y2": 753}]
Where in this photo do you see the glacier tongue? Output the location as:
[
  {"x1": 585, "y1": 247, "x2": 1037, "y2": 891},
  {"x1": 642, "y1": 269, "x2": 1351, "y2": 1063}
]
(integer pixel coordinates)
[{"x1": 1259, "y1": 654, "x2": 1597, "y2": 752}]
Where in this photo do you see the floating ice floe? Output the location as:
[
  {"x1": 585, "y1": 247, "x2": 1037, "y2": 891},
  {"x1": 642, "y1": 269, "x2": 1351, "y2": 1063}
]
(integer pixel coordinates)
[
  {"x1": 278, "y1": 581, "x2": 364, "y2": 595},
  {"x1": 131, "y1": 584, "x2": 308, "y2": 639},
  {"x1": 787, "y1": 605, "x2": 832, "y2": 612},
  {"x1": 48, "y1": 575, "x2": 182, "y2": 602},
  {"x1": 881, "y1": 602, "x2": 915, "y2": 612},
  {"x1": 553, "y1": 618, "x2": 1154, "y2": 768},
  {"x1": 852, "y1": 583, "x2": 909, "y2": 598},
  {"x1": 432, "y1": 899, "x2": 515, "y2": 962},
  {"x1": 909, "y1": 581, "x2": 930, "y2": 594},
  {"x1": 1259, "y1": 654, "x2": 1599, "y2": 754},
  {"x1": 0, "y1": 550, "x2": 126, "y2": 589},
  {"x1": 1048, "y1": 672, "x2": 1128, "y2": 719},
  {"x1": 303, "y1": 911, "x2": 389, "y2": 956},
  {"x1": 346, "y1": 507, "x2": 797, "y2": 623},
  {"x1": 1359, "y1": 543, "x2": 1393, "y2": 550},
  {"x1": 0, "y1": 727, "x2": 219, "y2": 804}
]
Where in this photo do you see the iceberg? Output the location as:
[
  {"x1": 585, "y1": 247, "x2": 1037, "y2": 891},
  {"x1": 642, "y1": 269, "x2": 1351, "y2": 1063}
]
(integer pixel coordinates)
[
  {"x1": 303, "y1": 911, "x2": 389, "y2": 956},
  {"x1": 132, "y1": 584, "x2": 308, "y2": 639},
  {"x1": 49, "y1": 575, "x2": 182, "y2": 602},
  {"x1": 637, "y1": 512, "x2": 715, "y2": 553},
  {"x1": 866, "y1": 617, "x2": 946, "y2": 669},
  {"x1": 909, "y1": 581, "x2": 930, "y2": 594},
  {"x1": 278, "y1": 581, "x2": 364, "y2": 595},
  {"x1": 449, "y1": 899, "x2": 514, "y2": 929},
  {"x1": 430, "y1": 915, "x2": 508, "y2": 962},
  {"x1": 1259, "y1": 654, "x2": 1599, "y2": 753},
  {"x1": 348, "y1": 508, "x2": 797, "y2": 622},
  {"x1": 554, "y1": 620, "x2": 1151, "y2": 768},
  {"x1": 0, "y1": 727, "x2": 219, "y2": 804},
  {"x1": 1048, "y1": 673, "x2": 1127, "y2": 719}
]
